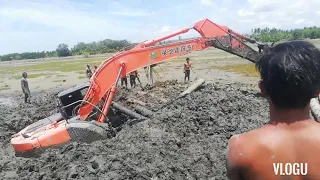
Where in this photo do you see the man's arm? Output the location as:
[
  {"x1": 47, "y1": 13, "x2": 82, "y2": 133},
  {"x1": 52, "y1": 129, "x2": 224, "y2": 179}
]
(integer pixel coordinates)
[{"x1": 226, "y1": 135, "x2": 248, "y2": 180}]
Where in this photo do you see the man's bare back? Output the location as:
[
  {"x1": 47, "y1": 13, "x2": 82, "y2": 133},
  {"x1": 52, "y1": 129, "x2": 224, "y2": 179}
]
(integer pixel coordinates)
[
  {"x1": 226, "y1": 41, "x2": 320, "y2": 180},
  {"x1": 228, "y1": 119, "x2": 320, "y2": 179}
]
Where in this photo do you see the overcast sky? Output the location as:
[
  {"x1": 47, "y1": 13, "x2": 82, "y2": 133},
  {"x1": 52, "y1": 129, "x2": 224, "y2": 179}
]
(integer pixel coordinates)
[{"x1": 1, "y1": 0, "x2": 320, "y2": 55}]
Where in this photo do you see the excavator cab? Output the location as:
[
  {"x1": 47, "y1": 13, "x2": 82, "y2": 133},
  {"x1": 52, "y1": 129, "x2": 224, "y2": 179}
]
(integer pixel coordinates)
[{"x1": 57, "y1": 82, "x2": 90, "y2": 119}]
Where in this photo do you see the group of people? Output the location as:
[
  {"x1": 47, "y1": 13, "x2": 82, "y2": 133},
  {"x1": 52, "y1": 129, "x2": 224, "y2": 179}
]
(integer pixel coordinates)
[
  {"x1": 20, "y1": 58, "x2": 189, "y2": 103},
  {"x1": 83, "y1": 57, "x2": 193, "y2": 90},
  {"x1": 121, "y1": 70, "x2": 141, "y2": 89},
  {"x1": 85, "y1": 64, "x2": 98, "y2": 80}
]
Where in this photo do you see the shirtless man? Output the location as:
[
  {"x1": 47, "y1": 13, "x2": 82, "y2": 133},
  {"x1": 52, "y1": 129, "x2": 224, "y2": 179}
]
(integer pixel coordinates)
[
  {"x1": 21, "y1": 72, "x2": 31, "y2": 103},
  {"x1": 93, "y1": 65, "x2": 98, "y2": 74},
  {"x1": 129, "y1": 70, "x2": 137, "y2": 88},
  {"x1": 183, "y1": 58, "x2": 191, "y2": 82},
  {"x1": 121, "y1": 75, "x2": 128, "y2": 89},
  {"x1": 226, "y1": 40, "x2": 320, "y2": 180},
  {"x1": 86, "y1": 64, "x2": 92, "y2": 80}
]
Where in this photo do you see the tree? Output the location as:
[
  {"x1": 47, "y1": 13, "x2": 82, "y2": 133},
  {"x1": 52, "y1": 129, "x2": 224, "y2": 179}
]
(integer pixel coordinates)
[
  {"x1": 56, "y1": 44, "x2": 71, "y2": 57},
  {"x1": 250, "y1": 26, "x2": 320, "y2": 42}
]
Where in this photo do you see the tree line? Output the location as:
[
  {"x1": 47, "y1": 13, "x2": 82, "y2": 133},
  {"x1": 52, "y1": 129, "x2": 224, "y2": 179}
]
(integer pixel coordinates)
[
  {"x1": 1, "y1": 26, "x2": 320, "y2": 61},
  {"x1": 250, "y1": 26, "x2": 320, "y2": 42},
  {"x1": 0, "y1": 39, "x2": 135, "y2": 61}
]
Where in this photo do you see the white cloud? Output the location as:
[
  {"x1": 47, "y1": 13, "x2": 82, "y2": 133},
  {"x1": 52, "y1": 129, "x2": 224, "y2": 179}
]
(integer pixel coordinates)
[
  {"x1": 108, "y1": 1, "x2": 149, "y2": 17},
  {"x1": 0, "y1": 1, "x2": 129, "y2": 31},
  {"x1": 295, "y1": 19, "x2": 305, "y2": 24},
  {"x1": 200, "y1": 0, "x2": 213, "y2": 6},
  {"x1": 1, "y1": 0, "x2": 320, "y2": 54},
  {"x1": 109, "y1": 11, "x2": 148, "y2": 17},
  {"x1": 0, "y1": 1, "x2": 149, "y2": 54},
  {"x1": 0, "y1": 8, "x2": 119, "y2": 30},
  {"x1": 151, "y1": 25, "x2": 199, "y2": 42},
  {"x1": 237, "y1": 9, "x2": 255, "y2": 16},
  {"x1": 235, "y1": 0, "x2": 320, "y2": 30}
]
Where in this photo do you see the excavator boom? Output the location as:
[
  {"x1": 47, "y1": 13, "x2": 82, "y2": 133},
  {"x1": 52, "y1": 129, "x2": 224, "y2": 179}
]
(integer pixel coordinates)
[
  {"x1": 78, "y1": 18, "x2": 266, "y2": 122},
  {"x1": 10, "y1": 18, "x2": 269, "y2": 157}
]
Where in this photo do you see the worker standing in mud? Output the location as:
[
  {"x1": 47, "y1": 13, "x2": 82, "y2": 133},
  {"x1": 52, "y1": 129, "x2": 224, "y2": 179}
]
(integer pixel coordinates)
[
  {"x1": 135, "y1": 70, "x2": 142, "y2": 84},
  {"x1": 226, "y1": 41, "x2": 320, "y2": 179},
  {"x1": 21, "y1": 72, "x2": 31, "y2": 103},
  {"x1": 183, "y1": 58, "x2": 192, "y2": 82},
  {"x1": 121, "y1": 75, "x2": 128, "y2": 89},
  {"x1": 93, "y1": 65, "x2": 98, "y2": 74},
  {"x1": 129, "y1": 70, "x2": 138, "y2": 88},
  {"x1": 86, "y1": 64, "x2": 92, "y2": 81}
]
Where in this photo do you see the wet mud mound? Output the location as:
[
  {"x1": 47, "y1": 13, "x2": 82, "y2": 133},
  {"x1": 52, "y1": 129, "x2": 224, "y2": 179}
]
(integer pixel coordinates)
[{"x1": 0, "y1": 81, "x2": 269, "y2": 180}]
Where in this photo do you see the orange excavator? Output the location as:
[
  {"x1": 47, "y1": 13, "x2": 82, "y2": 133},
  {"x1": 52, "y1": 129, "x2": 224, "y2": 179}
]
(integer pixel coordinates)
[{"x1": 10, "y1": 18, "x2": 270, "y2": 157}]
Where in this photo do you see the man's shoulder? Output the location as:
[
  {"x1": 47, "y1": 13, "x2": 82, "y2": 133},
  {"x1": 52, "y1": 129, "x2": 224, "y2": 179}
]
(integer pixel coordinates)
[{"x1": 228, "y1": 129, "x2": 263, "y2": 152}]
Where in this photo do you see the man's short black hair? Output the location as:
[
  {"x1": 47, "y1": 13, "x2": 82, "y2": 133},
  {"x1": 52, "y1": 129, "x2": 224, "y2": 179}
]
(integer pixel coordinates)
[{"x1": 256, "y1": 40, "x2": 320, "y2": 109}]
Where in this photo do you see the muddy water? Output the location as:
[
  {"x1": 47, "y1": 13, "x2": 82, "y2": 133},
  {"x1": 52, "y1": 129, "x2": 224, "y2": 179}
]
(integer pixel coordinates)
[{"x1": 0, "y1": 81, "x2": 268, "y2": 180}]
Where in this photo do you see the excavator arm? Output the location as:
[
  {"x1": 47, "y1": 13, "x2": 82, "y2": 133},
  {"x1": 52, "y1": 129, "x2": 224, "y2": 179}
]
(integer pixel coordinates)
[
  {"x1": 78, "y1": 18, "x2": 268, "y2": 122},
  {"x1": 10, "y1": 18, "x2": 270, "y2": 157}
]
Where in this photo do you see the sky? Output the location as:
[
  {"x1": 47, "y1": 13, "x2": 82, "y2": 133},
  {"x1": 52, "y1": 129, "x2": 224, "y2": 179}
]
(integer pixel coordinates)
[{"x1": 1, "y1": 0, "x2": 320, "y2": 55}]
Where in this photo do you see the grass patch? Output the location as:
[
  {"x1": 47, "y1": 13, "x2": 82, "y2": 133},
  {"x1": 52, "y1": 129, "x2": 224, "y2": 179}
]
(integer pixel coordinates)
[
  {"x1": 213, "y1": 63, "x2": 260, "y2": 77},
  {"x1": 167, "y1": 56, "x2": 242, "y2": 64},
  {"x1": 0, "y1": 87, "x2": 11, "y2": 91},
  {"x1": 77, "y1": 71, "x2": 86, "y2": 75},
  {"x1": 12, "y1": 73, "x2": 47, "y2": 79},
  {"x1": 201, "y1": 57, "x2": 242, "y2": 62},
  {"x1": 52, "y1": 79, "x2": 66, "y2": 82},
  {"x1": 78, "y1": 75, "x2": 87, "y2": 79},
  {"x1": 56, "y1": 74, "x2": 67, "y2": 77},
  {"x1": 0, "y1": 57, "x2": 106, "y2": 75}
]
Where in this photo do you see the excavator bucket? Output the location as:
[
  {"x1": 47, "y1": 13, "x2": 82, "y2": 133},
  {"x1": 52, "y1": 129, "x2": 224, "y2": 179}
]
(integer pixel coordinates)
[{"x1": 10, "y1": 114, "x2": 113, "y2": 158}]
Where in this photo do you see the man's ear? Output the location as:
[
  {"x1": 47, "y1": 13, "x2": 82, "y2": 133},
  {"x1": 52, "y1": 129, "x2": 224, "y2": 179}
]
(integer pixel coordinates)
[{"x1": 258, "y1": 80, "x2": 267, "y2": 96}]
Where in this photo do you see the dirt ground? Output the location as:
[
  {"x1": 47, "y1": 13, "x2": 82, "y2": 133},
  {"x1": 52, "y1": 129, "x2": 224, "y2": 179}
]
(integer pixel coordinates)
[{"x1": 0, "y1": 48, "x2": 269, "y2": 180}]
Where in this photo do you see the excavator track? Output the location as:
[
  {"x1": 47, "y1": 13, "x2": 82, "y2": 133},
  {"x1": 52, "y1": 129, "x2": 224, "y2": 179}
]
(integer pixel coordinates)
[{"x1": 12, "y1": 116, "x2": 115, "y2": 158}]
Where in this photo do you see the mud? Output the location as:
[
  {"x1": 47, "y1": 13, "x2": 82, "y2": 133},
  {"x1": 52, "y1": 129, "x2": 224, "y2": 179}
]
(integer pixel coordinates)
[{"x1": 0, "y1": 80, "x2": 269, "y2": 180}]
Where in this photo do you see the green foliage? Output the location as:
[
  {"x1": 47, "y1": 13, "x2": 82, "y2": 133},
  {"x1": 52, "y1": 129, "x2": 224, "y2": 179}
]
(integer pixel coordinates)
[
  {"x1": 71, "y1": 39, "x2": 133, "y2": 55},
  {"x1": 0, "y1": 51, "x2": 57, "y2": 61},
  {"x1": 250, "y1": 26, "x2": 320, "y2": 42},
  {"x1": 2, "y1": 26, "x2": 320, "y2": 62},
  {"x1": 0, "y1": 39, "x2": 136, "y2": 61},
  {"x1": 56, "y1": 43, "x2": 71, "y2": 57},
  {"x1": 0, "y1": 57, "x2": 105, "y2": 75},
  {"x1": 82, "y1": 51, "x2": 89, "y2": 58}
]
